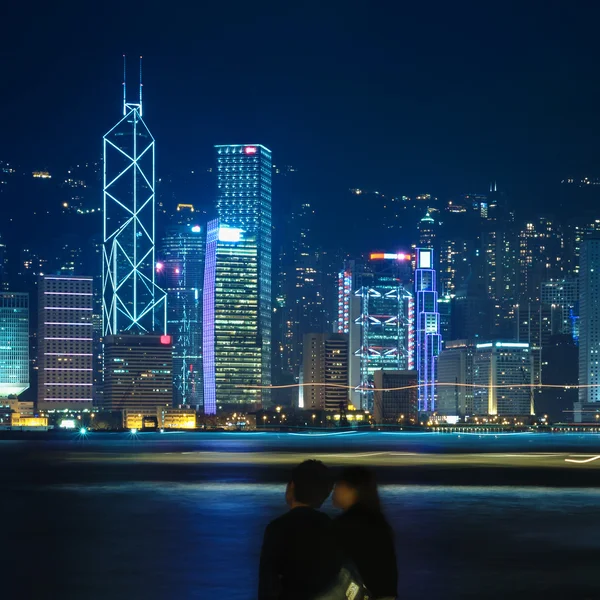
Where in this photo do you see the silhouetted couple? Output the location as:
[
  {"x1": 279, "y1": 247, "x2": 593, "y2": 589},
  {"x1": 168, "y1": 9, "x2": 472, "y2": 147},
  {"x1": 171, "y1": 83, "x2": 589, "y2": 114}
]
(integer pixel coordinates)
[{"x1": 258, "y1": 460, "x2": 397, "y2": 600}]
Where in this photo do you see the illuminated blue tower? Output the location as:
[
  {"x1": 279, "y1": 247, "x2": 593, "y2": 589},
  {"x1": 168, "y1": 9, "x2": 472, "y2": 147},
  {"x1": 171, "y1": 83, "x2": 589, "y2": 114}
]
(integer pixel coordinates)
[
  {"x1": 102, "y1": 57, "x2": 166, "y2": 336},
  {"x1": 415, "y1": 248, "x2": 441, "y2": 412},
  {"x1": 160, "y1": 223, "x2": 205, "y2": 409},
  {"x1": 215, "y1": 144, "x2": 272, "y2": 404}
]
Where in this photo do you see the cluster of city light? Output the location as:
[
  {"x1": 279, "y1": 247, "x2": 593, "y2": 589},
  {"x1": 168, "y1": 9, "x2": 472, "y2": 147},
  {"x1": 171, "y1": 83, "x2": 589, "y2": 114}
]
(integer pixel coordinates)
[{"x1": 369, "y1": 252, "x2": 410, "y2": 261}]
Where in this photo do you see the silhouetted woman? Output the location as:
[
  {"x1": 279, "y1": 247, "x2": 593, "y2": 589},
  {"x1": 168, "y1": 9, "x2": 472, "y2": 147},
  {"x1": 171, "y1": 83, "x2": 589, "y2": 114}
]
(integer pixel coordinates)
[{"x1": 333, "y1": 467, "x2": 398, "y2": 600}]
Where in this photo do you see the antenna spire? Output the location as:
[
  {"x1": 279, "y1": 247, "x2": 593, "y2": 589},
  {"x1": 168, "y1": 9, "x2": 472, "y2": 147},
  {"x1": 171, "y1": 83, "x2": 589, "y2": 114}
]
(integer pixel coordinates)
[
  {"x1": 139, "y1": 56, "x2": 143, "y2": 116},
  {"x1": 123, "y1": 54, "x2": 127, "y2": 116}
]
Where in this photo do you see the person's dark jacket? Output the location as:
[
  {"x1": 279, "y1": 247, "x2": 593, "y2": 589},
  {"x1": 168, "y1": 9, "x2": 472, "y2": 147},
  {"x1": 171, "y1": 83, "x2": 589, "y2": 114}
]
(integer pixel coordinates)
[
  {"x1": 333, "y1": 504, "x2": 398, "y2": 599},
  {"x1": 258, "y1": 506, "x2": 344, "y2": 600}
]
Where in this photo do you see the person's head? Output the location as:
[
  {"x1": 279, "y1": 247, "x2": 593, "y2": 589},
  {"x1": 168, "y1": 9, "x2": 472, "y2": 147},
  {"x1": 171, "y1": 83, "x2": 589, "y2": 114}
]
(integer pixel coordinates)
[
  {"x1": 333, "y1": 466, "x2": 381, "y2": 512},
  {"x1": 285, "y1": 460, "x2": 333, "y2": 509}
]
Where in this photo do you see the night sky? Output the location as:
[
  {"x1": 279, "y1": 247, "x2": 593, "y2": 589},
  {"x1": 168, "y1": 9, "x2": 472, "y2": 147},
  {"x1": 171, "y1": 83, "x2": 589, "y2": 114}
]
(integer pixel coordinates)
[{"x1": 2, "y1": 1, "x2": 600, "y2": 203}]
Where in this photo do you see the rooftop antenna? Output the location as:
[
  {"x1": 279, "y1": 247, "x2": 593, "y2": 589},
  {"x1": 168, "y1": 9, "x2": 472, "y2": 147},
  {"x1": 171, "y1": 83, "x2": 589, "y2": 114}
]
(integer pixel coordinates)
[
  {"x1": 139, "y1": 56, "x2": 143, "y2": 116},
  {"x1": 122, "y1": 54, "x2": 127, "y2": 116}
]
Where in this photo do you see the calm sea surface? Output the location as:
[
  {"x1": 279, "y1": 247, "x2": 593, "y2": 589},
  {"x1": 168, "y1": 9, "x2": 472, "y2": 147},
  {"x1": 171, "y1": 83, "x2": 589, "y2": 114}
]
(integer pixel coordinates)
[{"x1": 1, "y1": 432, "x2": 600, "y2": 599}]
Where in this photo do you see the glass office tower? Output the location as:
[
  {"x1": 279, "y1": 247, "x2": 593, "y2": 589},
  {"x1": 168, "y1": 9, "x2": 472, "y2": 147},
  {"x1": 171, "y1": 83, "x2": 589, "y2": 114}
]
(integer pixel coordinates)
[
  {"x1": 161, "y1": 224, "x2": 205, "y2": 409},
  {"x1": 203, "y1": 221, "x2": 262, "y2": 412},
  {"x1": 215, "y1": 144, "x2": 272, "y2": 404},
  {"x1": 0, "y1": 292, "x2": 29, "y2": 398}
]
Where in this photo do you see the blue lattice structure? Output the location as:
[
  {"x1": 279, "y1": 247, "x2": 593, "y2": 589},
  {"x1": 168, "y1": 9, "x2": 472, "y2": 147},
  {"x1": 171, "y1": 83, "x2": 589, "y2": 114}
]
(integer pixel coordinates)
[{"x1": 102, "y1": 58, "x2": 166, "y2": 336}]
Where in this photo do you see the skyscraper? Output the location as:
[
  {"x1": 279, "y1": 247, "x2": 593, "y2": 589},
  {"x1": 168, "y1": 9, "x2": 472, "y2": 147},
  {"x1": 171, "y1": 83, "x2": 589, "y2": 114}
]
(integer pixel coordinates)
[
  {"x1": 302, "y1": 333, "x2": 349, "y2": 411},
  {"x1": 517, "y1": 217, "x2": 565, "y2": 304},
  {"x1": 160, "y1": 223, "x2": 205, "y2": 408},
  {"x1": 437, "y1": 340, "x2": 475, "y2": 418},
  {"x1": 480, "y1": 188, "x2": 518, "y2": 338},
  {"x1": 274, "y1": 202, "x2": 337, "y2": 401},
  {"x1": 0, "y1": 292, "x2": 29, "y2": 398},
  {"x1": 516, "y1": 302, "x2": 552, "y2": 391},
  {"x1": 414, "y1": 248, "x2": 441, "y2": 413},
  {"x1": 541, "y1": 279, "x2": 578, "y2": 338},
  {"x1": 352, "y1": 253, "x2": 413, "y2": 410},
  {"x1": 337, "y1": 261, "x2": 353, "y2": 335},
  {"x1": 102, "y1": 61, "x2": 166, "y2": 336},
  {"x1": 473, "y1": 342, "x2": 533, "y2": 416},
  {"x1": 203, "y1": 220, "x2": 261, "y2": 412},
  {"x1": 103, "y1": 333, "x2": 173, "y2": 413},
  {"x1": 37, "y1": 276, "x2": 93, "y2": 411},
  {"x1": 215, "y1": 144, "x2": 272, "y2": 403},
  {"x1": 418, "y1": 211, "x2": 438, "y2": 250},
  {"x1": 578, "y1": 239, "x2": 600, "y2": 406}
]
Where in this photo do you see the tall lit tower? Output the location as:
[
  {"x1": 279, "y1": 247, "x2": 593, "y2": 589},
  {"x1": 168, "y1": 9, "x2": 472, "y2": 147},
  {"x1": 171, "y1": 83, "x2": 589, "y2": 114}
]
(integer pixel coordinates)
[
  {"x1": 203, "y1": 220, "x2": 261, "y2": 413},
  {"x1": 578, "y1": 239, "x2": 600, "y2": 407},
  {"x1": 102, "y1": 57, "x2": 166, "y2": 336},
  {"x1": 415, "y1": 248, "x2": 441, "y2": 413},
  {"x1": 215, "y1": 144, "x2": 272, "y2": 403},
  {"x1": 352, "y1": 253, "x2": 413, "y2": 411},
  {"x1": 418, "y1": 211, "x2": 438, "y2": 249},
  {"x1": 160, "y1": 223, "x2": 205, "y2": 409}
]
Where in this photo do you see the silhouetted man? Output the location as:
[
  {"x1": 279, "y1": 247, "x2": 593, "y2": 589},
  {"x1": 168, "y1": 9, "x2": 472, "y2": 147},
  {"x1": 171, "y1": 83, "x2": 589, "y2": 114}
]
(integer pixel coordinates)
[{"x1": 258, "y1": 460, "x2": 343, "y2": 599}]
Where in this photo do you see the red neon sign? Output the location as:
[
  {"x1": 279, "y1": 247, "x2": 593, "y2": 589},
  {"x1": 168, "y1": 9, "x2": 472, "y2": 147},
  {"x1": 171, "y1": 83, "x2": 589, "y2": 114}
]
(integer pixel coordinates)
[
  {"x1": 244, "y1": 146, "x2": 257, "y2": 154},
  {"x1": 160, "y1": 335, "x2": 172, "y2": 345}
]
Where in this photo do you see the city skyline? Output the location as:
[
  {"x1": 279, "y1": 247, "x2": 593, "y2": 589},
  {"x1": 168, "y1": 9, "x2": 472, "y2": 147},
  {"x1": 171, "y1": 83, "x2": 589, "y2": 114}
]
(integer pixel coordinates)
[
  {"x1": 1, "y1": 12, "x2": 600, "y2": 424},
  {"x1": 5, "y1": 8, "x2": 600, "y2": 600}
]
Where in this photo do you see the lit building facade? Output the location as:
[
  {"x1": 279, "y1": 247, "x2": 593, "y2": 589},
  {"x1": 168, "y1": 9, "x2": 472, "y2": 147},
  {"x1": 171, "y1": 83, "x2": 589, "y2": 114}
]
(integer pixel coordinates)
[
  {"x1": 438, "y1": 238, "x2": 472, "y2": 296},
  {"x1": 274, "y1": 202, "x2": 337, "y2": 400},
  {"x1": 480, "y1": 190, "x2": 518, "y2": 337},
  {"x1": 203, "y1": 221, "x2": 261, "y2": 412},
  {"x1": 567, "y1": 218, "x2": 600, "y2": 277},
  {"x1": 578, "y1": 239, "x2": 600, "y2": 405},
  {"x1": 37, "y1": 276, "x2": 93, "y2": 411},
  {"x1": 541, "y1": 279, "x2": 579, "y2": 339},
  {"x1": 302, "y1": 333, "x2": 349, "y2": 411},
  {"x1": 352, "y1": 253, "x2": 413, "y2": 410},
  {"x1": 103, "y1": 334, "x2": 173, "y2": 413},
  {"x1": 473, "y1": 342, "x2": 534, "y2": 416},
  {"x1": 418, "y1": 211, "x2": 438, "y2": 249},
  {"x1": 437, "y1": 340, "x2": 475, "y2": 418},
  {"x1": 517, "y1": 217, "x2": 565, "y2": 304},
  {"x1": 337, "y1": 262, "x2": 353, "y2": 334},
  {"x1": 0, "y1": 292, "x2": 29, "y2": 398},
  {"x1": 160, "y1": 223, "x2": 205, "y2": 408},
  {"x1": 414, "y1": 248, "x2": 441, "y2": 413},
  {"x1": 0, "y1": 235, "x2": 8, "y2": 292},
  {"x1": 516, "y1": 302, "x2": 552, "y2": 391},
  {"x1": 102, "y1": 70, "x2": 167, "y2": 336},
  {"x1": 215, "y1": 144, "x2": 272, "y2": 403}
]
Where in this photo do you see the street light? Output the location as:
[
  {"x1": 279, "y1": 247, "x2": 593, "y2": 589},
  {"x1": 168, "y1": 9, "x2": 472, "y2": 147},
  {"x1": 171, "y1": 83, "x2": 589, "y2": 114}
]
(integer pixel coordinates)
[{"x1": 312, "y1": 414, "x2": 316, "y2": 426}]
